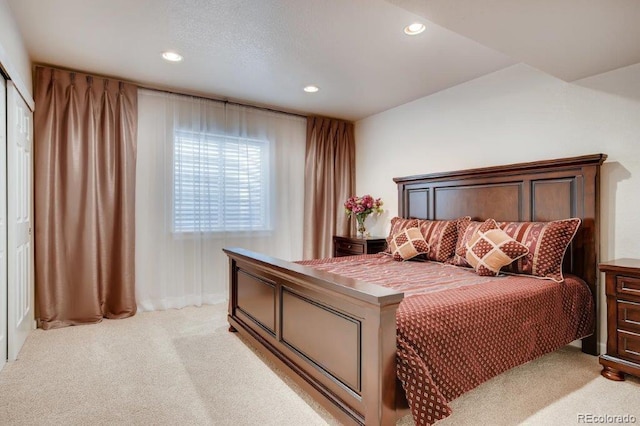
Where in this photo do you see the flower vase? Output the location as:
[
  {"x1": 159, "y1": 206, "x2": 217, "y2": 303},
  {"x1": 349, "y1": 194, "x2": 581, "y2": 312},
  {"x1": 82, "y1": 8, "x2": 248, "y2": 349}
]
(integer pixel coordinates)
[{"x1": 356, "y1": 214, "x2": 367, "y2": 238}]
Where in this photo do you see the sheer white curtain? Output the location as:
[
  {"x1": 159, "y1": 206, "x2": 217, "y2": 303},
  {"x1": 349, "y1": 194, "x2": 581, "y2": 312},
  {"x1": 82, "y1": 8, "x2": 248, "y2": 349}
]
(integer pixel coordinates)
[{"x1": 136, "y1": 89, "x2": 306, "y2": 311}]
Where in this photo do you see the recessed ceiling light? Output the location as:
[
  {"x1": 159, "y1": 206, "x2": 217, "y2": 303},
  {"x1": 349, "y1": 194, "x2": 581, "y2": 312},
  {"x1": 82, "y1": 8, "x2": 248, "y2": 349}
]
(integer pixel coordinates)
[
  {"x1": 162, "y1": 51, "x2": 183, "y2": 62},
  {"x1": 303, "y1": 85, "x2": 319, "y2": 93},
  {"x1": 404, "y1": 23, "x2": 426, "y2": 35}
]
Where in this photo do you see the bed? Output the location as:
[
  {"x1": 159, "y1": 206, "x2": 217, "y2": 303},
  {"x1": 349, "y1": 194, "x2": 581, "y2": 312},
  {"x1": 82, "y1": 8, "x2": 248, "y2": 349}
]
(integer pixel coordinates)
[{"x1": 223, "y1": 154, "x2": 606, "y2": 425}]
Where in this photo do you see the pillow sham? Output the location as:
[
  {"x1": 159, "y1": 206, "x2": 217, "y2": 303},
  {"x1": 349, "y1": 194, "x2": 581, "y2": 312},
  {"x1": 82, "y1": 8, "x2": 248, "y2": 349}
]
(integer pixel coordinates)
[
  {"x1": 465, "y1": 220, "x2": 529, "y2": 276},
  {"x1": 498, "y1": 218, "x2": 582, "y2": 282},
  {"x1": 388, "y1": 227, "x2": 430, "y2": 261},
  {"x1": 384, "y1": 217, "x2": 420, "y2": 253},
  {"x1": 451, "y1": 217, "x2": 484, "y2": 267},
  {"x1": 417, "y1": 218, "x2": 460, "y2": 262}
]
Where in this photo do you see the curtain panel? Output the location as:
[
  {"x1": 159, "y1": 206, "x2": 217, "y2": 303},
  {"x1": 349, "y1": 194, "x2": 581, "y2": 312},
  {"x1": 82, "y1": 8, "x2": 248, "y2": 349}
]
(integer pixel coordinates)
[
  {"x1": 34, "y1": 67, "x2": 138, "y2": 329},
  {"x1": 135, "y1": 90, "x2": 306, "y2": 311},
  {"x1": 303, "y1": 117, "x2": 355, "y2": 259}
]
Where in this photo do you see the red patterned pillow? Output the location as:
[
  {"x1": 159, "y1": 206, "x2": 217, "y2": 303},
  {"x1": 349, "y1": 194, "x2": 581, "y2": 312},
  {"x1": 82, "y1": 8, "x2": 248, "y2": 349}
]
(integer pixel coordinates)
[
  {"x1": 465, "y1": 220, "x2": 529, "y2": 276},
  {"x1": 416, "y1": 219, "x2": 460, "y2": 262},
  {"x1": 384, "y1": 217, "x2": 420, "y2": 253},
  {"x1": 450, "y1": 217, "x2": 484, "y2": 267},
  {"x1": 499, "y1": 218, "x2": 582, "y2": 282},
  {"x1": 388, "y1": 227, "x2": 430, "y2": 261}
]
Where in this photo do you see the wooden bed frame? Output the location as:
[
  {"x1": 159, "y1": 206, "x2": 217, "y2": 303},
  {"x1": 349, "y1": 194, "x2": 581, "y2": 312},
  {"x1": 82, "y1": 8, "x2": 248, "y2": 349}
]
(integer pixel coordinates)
[{"x1": 224, "y1": 154, "x2": 606, "y2": 425}]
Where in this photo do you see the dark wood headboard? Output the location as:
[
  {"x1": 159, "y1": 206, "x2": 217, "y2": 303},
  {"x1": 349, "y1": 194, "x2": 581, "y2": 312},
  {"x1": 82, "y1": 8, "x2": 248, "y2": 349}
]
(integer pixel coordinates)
[{"x1": 394, "y1": 154, "x2": 607, "y2": 355}]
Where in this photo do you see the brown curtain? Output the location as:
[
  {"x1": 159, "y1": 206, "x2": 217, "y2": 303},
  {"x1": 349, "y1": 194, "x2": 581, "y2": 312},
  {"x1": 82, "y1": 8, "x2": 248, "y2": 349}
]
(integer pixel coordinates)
[
  {"x1": 303, "y1": 116, "x2": 355, "y2": 259},
  {"x1": 34, "y1": 67, "x2": 137, "y2": 329}
]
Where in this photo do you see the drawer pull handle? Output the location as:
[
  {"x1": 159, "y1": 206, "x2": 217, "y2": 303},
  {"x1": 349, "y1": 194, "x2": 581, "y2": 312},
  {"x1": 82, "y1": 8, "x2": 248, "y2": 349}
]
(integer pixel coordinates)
[{"x1": 347, "y1": 245, "x2": 352, "y2": 248}]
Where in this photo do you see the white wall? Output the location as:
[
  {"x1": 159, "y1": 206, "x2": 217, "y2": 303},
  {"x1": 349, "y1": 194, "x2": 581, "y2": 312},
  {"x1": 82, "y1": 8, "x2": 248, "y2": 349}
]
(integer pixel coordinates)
[
  {"x1": 0, "y1": 0, "x2": 32, "y2": 99},
  {"x1": 355, "y1": 62, "x2": 640, "y2": 352}
]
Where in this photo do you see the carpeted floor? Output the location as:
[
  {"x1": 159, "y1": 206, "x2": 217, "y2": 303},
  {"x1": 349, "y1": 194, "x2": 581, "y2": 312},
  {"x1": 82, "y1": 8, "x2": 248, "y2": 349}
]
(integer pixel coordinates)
[{"x1": 0, "y1": 303, "x2": 638, "y2": 425}]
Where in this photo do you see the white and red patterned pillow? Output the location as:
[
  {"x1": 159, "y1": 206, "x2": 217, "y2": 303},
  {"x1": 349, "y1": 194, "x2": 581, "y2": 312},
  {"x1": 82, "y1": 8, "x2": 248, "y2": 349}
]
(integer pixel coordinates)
[
  {"x1": 451, "y1": 217, "x2": 483, "y2": 267},
  {"x1": 465, "y1": 219, "x2": 529, "y2": 276},
  {"x1": 417, "y1": 218, "x2": 460, "y2": 263},
  {"x1": 388, "y1": 227, "x2": 430, "y2": 261},
  {"x1": 384, "y1": 217, "x2": 420, "y2": 254},
  {"x1": 498, "y1": 218, "x2": 581, "y2": 282}
]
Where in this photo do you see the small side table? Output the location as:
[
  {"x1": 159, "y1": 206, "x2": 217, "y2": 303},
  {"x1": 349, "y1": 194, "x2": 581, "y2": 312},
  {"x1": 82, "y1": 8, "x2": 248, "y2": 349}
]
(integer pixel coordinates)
[
  {"x1": 599, "y1": 258, "x2": 640, "y2": 381},
  {"x1": 333, "y1": 235, "x2": 387, "y2": 258}
]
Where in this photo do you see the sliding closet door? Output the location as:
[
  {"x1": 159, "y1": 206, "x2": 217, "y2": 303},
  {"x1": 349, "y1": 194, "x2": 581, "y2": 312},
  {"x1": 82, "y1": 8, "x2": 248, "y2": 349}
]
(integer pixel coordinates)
[
  {"x1": 7, "y1": 81, "x2": 33, "y2": 360},
  {"x1": 0, "y1": 76, "x2": 7, "y2": 370}
]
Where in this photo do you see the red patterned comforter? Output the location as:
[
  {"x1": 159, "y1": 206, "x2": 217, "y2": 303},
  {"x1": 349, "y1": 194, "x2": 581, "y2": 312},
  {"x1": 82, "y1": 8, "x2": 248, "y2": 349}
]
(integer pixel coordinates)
[{"x1": 298, "y1": 254, "x2": 594, "y2": 425}]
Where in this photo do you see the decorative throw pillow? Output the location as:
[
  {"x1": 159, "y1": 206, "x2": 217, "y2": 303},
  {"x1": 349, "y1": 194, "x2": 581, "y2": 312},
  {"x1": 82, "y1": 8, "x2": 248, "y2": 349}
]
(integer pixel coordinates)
[
  {"x1": 465, "y1": 220, "x2": 529, "y2": 276},
  {"x1": 498, "y1": 218, "x2": 582, "y2": 282},
  {"x1": 384, "y1": 217, "x2": 420, "y2": 253},
  {"x1": 388, "y1": 227, "x2": 430, "y2": 261},
  {"x1": 450, "y1": 217, "x2": 483, "y2": 267},
  {"x1": 417, "y1": 218, "x2": 460, "y2": 262}
]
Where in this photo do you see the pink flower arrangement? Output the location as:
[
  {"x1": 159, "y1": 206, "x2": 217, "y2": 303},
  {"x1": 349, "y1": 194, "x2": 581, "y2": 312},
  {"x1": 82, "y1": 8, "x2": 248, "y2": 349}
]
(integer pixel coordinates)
[
  {"x1": 344, "y1": 195, "x2": 384, "y2": 217},
  {"x1": 344, "y1": 195, "x2": 383, "y2": 237}
]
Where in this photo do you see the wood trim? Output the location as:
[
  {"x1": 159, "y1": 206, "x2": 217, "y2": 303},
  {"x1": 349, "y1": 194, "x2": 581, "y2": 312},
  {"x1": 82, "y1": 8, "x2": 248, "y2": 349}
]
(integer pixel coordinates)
[
  {"x1": 225, "y1": 248, "x2": 403, "y2": 306},
  {"x1": 393, "y1": 154, "x2": 606, "y2": 184}
]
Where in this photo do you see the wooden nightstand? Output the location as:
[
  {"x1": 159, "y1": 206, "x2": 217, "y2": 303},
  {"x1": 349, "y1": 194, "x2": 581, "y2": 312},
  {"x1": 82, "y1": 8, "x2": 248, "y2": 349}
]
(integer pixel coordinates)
[
  {"x1": 599, "y1": 258, "x2": 640, "y2": 381},
  {"x1": 333, "y1": 235, "x2": 387, "y2": 258}
]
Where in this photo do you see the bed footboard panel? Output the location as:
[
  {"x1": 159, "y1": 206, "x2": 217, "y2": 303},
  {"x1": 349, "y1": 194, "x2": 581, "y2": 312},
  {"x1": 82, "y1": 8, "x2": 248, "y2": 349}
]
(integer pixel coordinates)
[
  {"x1": 225, "y1": 248, "x2": 404, "y2": 426},
  {"x1": 236, "y1": 269, "x2": 276, "y2": 335},
  {"x1": 281, "y1": 288, "x2": 361, "y2": 393}
]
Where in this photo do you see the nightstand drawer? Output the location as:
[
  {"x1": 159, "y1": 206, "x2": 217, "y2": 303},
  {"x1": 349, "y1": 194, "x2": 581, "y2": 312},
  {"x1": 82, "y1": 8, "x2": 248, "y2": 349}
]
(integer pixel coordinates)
[
  {"x1": 335, "y1": 240, "x2": 364, "y2": 254},
  {"x1": 617, "y1": 276, "x2": 640, "y2": 302},
  {"x1": 618, "y1": 330, "x2": 640, "y2": 363},
  {"x1": 333, "y1": 235, "x2": 387, "y2": 258},
  {"x1": 618, "y1": 300, "x2": 640, "y2": 333}
]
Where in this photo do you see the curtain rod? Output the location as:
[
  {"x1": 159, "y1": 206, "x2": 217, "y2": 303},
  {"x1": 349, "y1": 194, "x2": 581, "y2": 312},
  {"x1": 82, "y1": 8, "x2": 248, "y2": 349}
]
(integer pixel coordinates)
[
  {"x1": 35, "y1": 63, "x2": 309, "y2": 120},
  {"x1": 139, "y1": 85, "x2": 309, "y2": 119}
]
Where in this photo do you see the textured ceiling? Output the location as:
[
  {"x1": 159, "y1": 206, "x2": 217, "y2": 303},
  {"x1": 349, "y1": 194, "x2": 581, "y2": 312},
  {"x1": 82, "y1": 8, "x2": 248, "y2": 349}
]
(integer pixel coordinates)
[
  {"x1": 6, "y1": 0, "x2": 515, "y2": 120},
  {"x1": 6, "y1": 0, "x2": 640, "y2": 121}
]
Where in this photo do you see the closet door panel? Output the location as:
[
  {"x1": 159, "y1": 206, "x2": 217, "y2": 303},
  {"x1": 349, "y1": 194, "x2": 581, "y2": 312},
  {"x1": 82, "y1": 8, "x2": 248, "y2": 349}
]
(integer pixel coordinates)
[
  {"x1": 7, "y1": 81, "x2": 33, "y2": 361},
  {"x1": 0, "y1": 77, "x2": 7, "y2": 369}
]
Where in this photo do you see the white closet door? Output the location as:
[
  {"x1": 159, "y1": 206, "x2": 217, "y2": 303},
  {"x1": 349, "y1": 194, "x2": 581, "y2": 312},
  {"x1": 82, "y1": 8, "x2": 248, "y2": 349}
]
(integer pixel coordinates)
[
  {"x1": 7, "y1": 81, "x2": 33, "y2": 360},
  {"x1": 0, "y1": 77, "x2": 7, "y2": 369}
]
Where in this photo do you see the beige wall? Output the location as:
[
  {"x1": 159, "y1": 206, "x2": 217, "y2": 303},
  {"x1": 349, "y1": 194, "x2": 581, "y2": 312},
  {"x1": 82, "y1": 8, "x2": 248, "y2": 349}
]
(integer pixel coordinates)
[
  {"x1": 0, "y1": 0, "x2": 32, "y2": 98},
  {"x1": 355, "y1": 63, "x2": 640, "y2": 352}
]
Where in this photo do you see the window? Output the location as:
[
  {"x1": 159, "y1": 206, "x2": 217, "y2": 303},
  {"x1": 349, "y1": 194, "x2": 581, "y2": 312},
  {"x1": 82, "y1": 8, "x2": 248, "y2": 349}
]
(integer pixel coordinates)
[{"x1": 173, "y1": 130, "x2": 270, "y2": 233}]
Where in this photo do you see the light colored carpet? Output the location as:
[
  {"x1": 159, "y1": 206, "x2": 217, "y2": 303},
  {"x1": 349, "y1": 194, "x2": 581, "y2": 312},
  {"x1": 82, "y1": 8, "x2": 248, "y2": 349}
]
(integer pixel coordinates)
[{"x1": 0, "y1": 303, "x2": 637, "y2": 425}]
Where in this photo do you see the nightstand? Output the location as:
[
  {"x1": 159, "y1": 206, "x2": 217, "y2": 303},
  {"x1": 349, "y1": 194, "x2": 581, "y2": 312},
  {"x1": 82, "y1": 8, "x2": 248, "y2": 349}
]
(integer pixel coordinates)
[
  {"x1": 333, "y1": 235, "x2": 387, "y2": 258},
  {"x1": 599, "y1": 258, "x2": 640, "y2": 381}
]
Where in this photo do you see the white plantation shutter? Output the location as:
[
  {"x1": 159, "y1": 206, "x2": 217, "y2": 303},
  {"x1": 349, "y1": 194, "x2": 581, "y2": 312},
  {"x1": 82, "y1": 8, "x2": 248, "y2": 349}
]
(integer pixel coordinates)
[{"x1": 173, "y1": 131, "x2": 269, "y2": 232}]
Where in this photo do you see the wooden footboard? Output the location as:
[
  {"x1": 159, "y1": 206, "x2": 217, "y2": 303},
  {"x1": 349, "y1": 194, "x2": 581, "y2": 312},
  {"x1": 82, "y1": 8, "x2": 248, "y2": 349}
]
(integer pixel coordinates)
[{"x1": 224, "y1": 248, "x2": 404, "y2": 425}]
